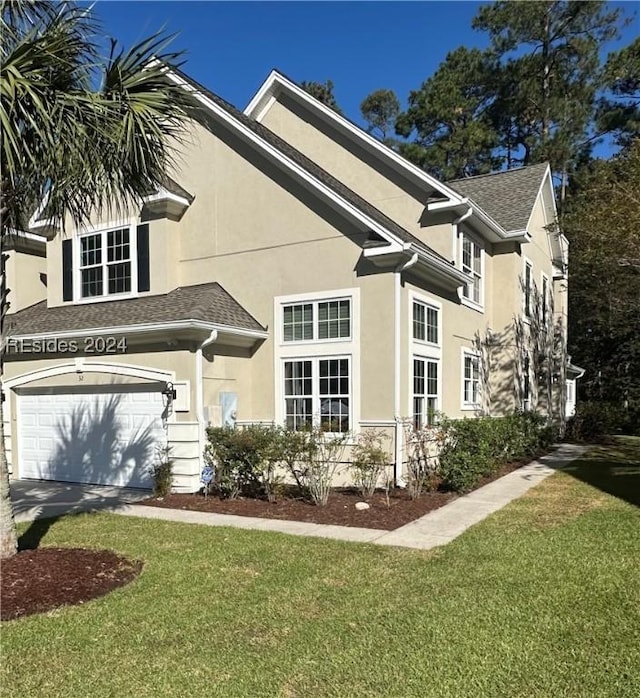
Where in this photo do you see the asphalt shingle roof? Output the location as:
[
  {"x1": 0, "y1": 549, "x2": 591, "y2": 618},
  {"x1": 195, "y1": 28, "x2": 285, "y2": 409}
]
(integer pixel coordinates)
[
  {"x1": 448, "y1": 163, "x2": 549, "y2": 233},
  {"x1": 6, "y1": 282, "x2": 265, "y2": 336}
]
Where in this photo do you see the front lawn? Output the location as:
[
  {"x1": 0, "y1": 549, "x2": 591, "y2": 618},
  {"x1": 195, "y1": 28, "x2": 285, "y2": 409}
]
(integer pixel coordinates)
[{"x1": 3, "y1": 438, "x2": 639, "y2": 697}]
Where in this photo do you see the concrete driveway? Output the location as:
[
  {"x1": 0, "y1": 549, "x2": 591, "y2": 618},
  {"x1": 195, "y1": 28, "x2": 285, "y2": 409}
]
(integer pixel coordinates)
[{"x1": 10, "y1": 480, "x2": 150, "y2": 523}]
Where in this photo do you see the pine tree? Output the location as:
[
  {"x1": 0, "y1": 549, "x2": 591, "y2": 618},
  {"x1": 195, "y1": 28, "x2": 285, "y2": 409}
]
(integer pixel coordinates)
[
  {"x1": 395, "y1": 47, "x2": 502, "y2": 180},
  {"x1": 300, "y1": 80, "x2": 343, "y2": 115},
  {"x1": 360, "y1": 89, "x2": 400, "y2": 145},
  {"x1": 473, "y1": 0, "x2": 623, "y2": 199}
]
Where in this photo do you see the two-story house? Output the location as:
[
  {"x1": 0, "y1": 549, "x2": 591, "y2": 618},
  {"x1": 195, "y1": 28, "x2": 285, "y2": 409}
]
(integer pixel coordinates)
[{"x1": 3, "y1": 67, "x2": 572, "y2": 492}]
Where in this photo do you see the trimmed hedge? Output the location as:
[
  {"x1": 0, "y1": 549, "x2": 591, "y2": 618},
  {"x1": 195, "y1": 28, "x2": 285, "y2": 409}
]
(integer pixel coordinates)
[{"x1": 438, "y1": 412, "x2": 556, "y2": 493}]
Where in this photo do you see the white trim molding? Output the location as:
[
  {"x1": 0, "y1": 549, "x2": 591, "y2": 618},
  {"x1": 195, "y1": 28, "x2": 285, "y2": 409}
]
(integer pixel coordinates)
[
  {"x1": 460, "y1": 347, "x2": 482, "y2": 412},
  {"x1": 273, "y1": 287, "x2": 360, "y2": 435},
  {"x1": 4, "y1": 361, "x2": 175, "y2": 391}
]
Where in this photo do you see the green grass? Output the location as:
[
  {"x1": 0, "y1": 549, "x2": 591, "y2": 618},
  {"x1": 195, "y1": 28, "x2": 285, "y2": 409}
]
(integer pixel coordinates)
[{"x1": 3, "y1": 438, "x2": 639, "y2": 698}]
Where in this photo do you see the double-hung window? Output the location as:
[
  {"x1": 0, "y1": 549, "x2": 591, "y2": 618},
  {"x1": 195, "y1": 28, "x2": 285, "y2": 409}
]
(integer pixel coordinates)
[
  {"x1": 413, "y1": 358, "x2": 438, "y2": 429},
  {"x1": 524, "y1": 260, "x2": 533, "y2": 319},
  {"x1": 277, "y1": 290, "x2": 357, "y2": 435},
  {"x1": 78, "y1": 226, "x2": 134, "y2": 299},
  {"x1": 460, "y1": 232, "x2": 483, "y2": 306},
  {"x1": 410, "y1": 293, "x2": 441, "y2": 428},
  {"x1": 462, "y1": 351, "x2": 481, "y2": 409},
  {"x1": 541, "y1": 274, "x2": 549, "y2": 328},
  {"x1": 413, "y1": 299, "x2": 439, "y2": 344}
]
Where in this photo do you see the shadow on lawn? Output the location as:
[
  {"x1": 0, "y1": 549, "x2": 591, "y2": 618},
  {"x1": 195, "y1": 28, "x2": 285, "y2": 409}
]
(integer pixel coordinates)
[
  {"x1": 561, "y1": 437, "x2": 640, "y2": 507},
  {"x1": 18, "y1": 515, "x2": 66, "y2": 551}
]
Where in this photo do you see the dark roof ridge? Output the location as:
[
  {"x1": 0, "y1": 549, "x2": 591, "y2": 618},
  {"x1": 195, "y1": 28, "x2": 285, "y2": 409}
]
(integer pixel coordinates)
[{"x1": 447, "y1": 162, "x2": 549, "y2": 185}]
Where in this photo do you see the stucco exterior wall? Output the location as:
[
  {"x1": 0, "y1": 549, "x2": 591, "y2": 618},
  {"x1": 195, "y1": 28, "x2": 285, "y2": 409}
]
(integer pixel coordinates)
[{"x1": 6, "y1": 250, "x2": 47, "y2": 314}]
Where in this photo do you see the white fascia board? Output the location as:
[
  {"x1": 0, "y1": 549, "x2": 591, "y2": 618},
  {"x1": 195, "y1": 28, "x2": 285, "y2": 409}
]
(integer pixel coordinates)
[
  {"x1": 9, "y1": 319, "x2": 268, "y2": 343},
  {"x1": 524, "y1": 164, "x2": 553, "y2": 233},
  {"x1": 143, "y1": 188, "x2": 191, "y2": 208},
  {"x1": 364, "y1": 243, "x2": 467, "y2": 287},
  {"x1": 244, "y1": 71, "x2": 466, "y2": 206},
  {"x1": 165, "y1": 70, "x2": 412, "y2": 251}
]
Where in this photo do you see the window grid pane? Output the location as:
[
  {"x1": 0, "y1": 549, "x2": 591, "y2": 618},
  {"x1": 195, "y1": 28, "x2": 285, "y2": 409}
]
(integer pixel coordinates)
[
  {"x1": 464, "y1": 355, "x2": 480, "y2": 405},
  {"x1": 107, "y1": 262, "x2": 132, "y2": 294},
  {"x1": 461, "y1": 234, "x2": 482, "y2": 304},
  {"x1": 413, "y1": 302, "x2": 425, "y2": 341},
  {"x1": 284, "y1": 360, "x2": 313, "y2": 430},
  {"x1": 107, "y1": 228, "x2": 130, "y2": 263},
  {"x1": 413, "y1": 358, "x2": 438, "y2": 428},
  {"x1": 318, "y1": 300, "x2": 350, "y2": 340},
  {"x1": 283, "y1": 303, "x2": 313, "y2": 342},
  {"x1": 81, "y1": 267, "x2": 103, "y2": 298},
  {"x1": 319, "y1": 358, "x2": 350, "y2": 432},
  {"x1": 80, "y1": 234, "x2": 102, "y2": 267}
]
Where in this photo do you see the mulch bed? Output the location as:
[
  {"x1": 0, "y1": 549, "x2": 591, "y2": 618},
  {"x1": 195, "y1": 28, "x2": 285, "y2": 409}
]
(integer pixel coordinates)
[
  {"x1": 142, "y1": 454, "x2": 540, "y2": 530},
  {"x1": 1, "y1": 548, "x2": 142, "y2": 622}
]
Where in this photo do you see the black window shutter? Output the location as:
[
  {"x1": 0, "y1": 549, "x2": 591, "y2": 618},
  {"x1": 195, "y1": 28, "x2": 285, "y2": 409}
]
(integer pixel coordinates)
[
  {"x1": 137, "y1": 224, "x2": 150, "y2": 292},
  {"x1": 62, "y1": 239, "x2": 73, "y2": 301}
]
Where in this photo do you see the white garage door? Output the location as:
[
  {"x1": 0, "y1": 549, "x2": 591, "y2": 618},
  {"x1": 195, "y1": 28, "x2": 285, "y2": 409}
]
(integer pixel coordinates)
[{"x1": 19, "y1": 389, "x2": 167, "y2": 488}]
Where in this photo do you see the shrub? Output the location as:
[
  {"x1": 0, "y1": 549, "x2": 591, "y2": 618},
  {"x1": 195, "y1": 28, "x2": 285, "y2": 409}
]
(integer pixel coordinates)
[
  {"x1": 404, "y1": 422, "x2": 443, "y2": 499},
  {"x1": 205, "y1": 425, "x2": 277, "y2": 499},
  {"x1": 350, "y1": 430, "x2": 390, "y2": 498},
  {"x1": 437, "y1": 412, "x2": 554, "y2": 493},
  {"x1": 566, "y1": 401, "x2": 625, "y2": 442},
  {"x1": 274, "y1": 427, "x2": 313, "y2": 497},
  {"x1": 149, "y1": 445, "x2": 174, "y2": 497},
  {"x1": 304, "y1": 427, "x2": 349, "y2": 506}
]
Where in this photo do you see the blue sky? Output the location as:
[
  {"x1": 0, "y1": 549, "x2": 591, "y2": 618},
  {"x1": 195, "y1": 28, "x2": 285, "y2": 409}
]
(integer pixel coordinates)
[{"x1": 94, "y1": 1, "x2": 638, "y2": 132}]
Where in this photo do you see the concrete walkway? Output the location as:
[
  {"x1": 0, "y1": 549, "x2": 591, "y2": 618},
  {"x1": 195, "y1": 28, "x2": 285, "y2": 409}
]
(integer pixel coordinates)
[{"x1": 13, "y1": 443, "x2": 587, "y2": 550}]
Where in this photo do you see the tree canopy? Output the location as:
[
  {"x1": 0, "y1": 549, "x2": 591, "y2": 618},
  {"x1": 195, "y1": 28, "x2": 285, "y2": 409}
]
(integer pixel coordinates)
[
  {"x1": 0, "y1": 0, "x2": 197, "y2": 560},
  {"x1": 300, "y1": 79, "x2": 343, "y2": 115}
]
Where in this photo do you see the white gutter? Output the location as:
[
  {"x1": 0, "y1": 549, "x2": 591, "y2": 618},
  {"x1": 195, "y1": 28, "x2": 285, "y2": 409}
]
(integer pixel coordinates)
[
  {"x1": 8, "y1": 319, "x2": 268, "y2": 343},
  {"x1": 196, "y1": 330, "x2": 219, "y2": 472},
  {"x1": 394, "y1": 252, "x2": 418, "y2": 484}
]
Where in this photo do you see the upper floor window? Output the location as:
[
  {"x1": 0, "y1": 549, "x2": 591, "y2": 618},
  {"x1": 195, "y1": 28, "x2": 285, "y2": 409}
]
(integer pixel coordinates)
[
  {"x1": 80, "y1": 228, "x2": 132, "y2": 298},
  {"x1": 283, "y1": 298, "x2": 351, "y2": 342},
  {"x1": 413, "y1": 300, "x2": 439, "y2": 344},
  {"x1": 63, "y1": 222, "x2": 150, "y2": 303},
  {"x1": 460, "y1": 233, "x2": 483, "y2": 306},
  {"x1": 524, "y1": 260, "x2": 533, "y2": 319},
  {"x1": 541, "y1": 274, "x2": 549, "y2": 326}
]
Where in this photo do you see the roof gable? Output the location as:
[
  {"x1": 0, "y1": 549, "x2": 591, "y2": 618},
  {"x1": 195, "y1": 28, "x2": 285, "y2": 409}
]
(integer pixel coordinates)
[
  {"x1": 164, "y1": 67, "x2": 467, "y2": 289},
  {"x1": 245, "y1": 69, "x2": 465, "y2": 206},
  {"x1": 448, "y1": 163, "x2": 551, "y2": 233}
]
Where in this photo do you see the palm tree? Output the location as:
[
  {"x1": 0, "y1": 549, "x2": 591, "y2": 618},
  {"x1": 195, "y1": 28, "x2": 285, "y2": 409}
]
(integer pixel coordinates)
[{"x1": 0, "y1": 0, "x2": 198, "y2": 558}]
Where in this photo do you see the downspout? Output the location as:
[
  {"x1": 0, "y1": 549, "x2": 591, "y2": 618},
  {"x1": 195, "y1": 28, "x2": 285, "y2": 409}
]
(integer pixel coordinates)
[
  {"x1": 196, "y1": 330, "x2": 218, "y2": 471},
  {"x1": 394, "y1": 252, "x2": 418, "y2": 484},
  {"x1": 452, "y1": 205, "x2": 473, "y2": 261}
]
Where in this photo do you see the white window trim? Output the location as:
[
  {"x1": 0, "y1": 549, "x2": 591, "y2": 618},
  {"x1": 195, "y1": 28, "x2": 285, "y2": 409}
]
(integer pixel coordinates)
[
  {"x1": 409, "y1": 291, "x2": 442, "y2": 353},
  {"x1": 540, "y1": 271, "x2": 550, "y2": 328},
  {"x1": 276, "y1": 287, "x2": 356, "y2": 347},
  {"x1": 281, "y1": 355, "x2": 352, "y2": 435},
  {"x1": 460, "y1": 347, "x2": 482, "y2": 411},
  {"x1": 274, "y1": 288, "x2": 360, "y2": 435},
  {"x1": 72, "y1": 218, "x2": 140, "y2": 304},
  {"x1": 457, "y1": 228, "x2": 485, "y2": 312},
  {"x1": 408, "y1": 291, "x2": 442, "y2": 422},
  {"x1": 522, "y1": 256, "x2": 534, "y2": 323},
  {"x1": 411, "y1": 354, "x2": 441, "y2": 429}
]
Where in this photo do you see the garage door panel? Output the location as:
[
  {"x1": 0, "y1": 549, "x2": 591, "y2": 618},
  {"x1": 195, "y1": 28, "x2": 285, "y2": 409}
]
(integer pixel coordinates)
[{"x1": 19, "y1": 390, "x2": 166, "y2": 488}]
